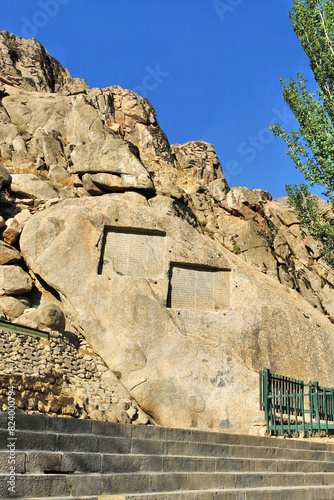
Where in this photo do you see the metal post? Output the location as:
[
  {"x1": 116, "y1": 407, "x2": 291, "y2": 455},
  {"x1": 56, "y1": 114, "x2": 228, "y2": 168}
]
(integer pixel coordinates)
[
  {"x1": 279, "y1": 390, "x2": 284, "y2": 435},
  {"x1": 314, "y1": 382, "x2": 321, "y2": 435},
  {"x1": 293, "y1": 390, "x2": 298, "y2": 435},
  {"x1": 324, "y1": 389, "x2": 329, "y2": 436},
  {"x1": 287, "y1": 391, "x2": 291, "y2": 434},
  {"x1": 309, "y1": 384, "x2": 314, "y2": 435},
  {"x1": 301, "y1": 385, "x2": 306, "y2": 434},
  {"x1": 263, "y1": 368, "x2": 270, "y2": 435}
]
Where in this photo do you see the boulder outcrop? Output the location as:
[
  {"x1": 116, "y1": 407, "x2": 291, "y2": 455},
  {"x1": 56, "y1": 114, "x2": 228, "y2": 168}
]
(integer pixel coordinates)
[
  {"x1": 0, "y1": 31, "x2": 89, "y2": 94},
  {"x1": 20, "y1": 197, "x2": 334, "y2": 431},
  {"x1": 0, "y1": 32, "x2": 334, "y2": 432}
]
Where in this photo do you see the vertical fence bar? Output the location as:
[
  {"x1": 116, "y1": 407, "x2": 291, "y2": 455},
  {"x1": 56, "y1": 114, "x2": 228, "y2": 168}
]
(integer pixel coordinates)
[
  {"x1": 331, "y1": 389, "x2": 334, "y2": 423},
  {"x1": 309, "y1": 385, "x2": 314, "y2": 435},
  {"x1": 301, "y1": 385, "x2": 306, "y2": 434},
  {"x1": 273, "y1": 394, "x2": 277, "y2": 436},
  {"x1": 293, "y1": 390, "x2": 298, "y2": 435},
  {"x1": 314, "y1": 382, "x2": 321, "y2": 435},
  {"x1": 324, "y1": 389, "x2": 329, "y2": 435},
  {"x1": 259, "y1": 370, "x2": 263, "y2": 411},
  {"x1": 284, "y1": 377, "x2": 288, "y2": 413},
  {"x1": 263, "y1": 368, "x2": 270, "y2": 435},
  {"x1": 279, "y1": 390, "x2": 284, "y2": 434},
  {"x1": 287, "y1": 391, "x2": 291, "y2": 434},
  {"x1": 298, "y1": 380, "x2": 302, "y2": 416}
]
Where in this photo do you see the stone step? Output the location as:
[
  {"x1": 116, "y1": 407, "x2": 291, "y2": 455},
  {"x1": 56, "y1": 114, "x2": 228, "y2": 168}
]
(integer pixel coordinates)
[
  {"x1": 2, "y1": 412, "x2": 334, "y2": 452},
  {"x1": 1, "y1": 472, "x2": 334, "y2": 498},
  {"x1": 8, "y1": 498, "x2": 98, "y2": 500},
  {"x1": 1, "y1": 450, "x2": 334, "y2": 475},
  {"x1": 27, "y1": 498, "x2": 97, "y2": 500},
  {"x1": 97, "y1": 486, "x2": 334, "y2": 500},
  {"x1": 2, "y1": 428, "x2": 334, "y2": 464},
  {"x1": 10, "y1": 489, "x2": 334, "y2": 500}
]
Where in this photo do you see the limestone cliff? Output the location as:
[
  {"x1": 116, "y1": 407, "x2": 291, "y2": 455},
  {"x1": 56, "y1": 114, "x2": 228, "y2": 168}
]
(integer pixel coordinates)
[{"x1": 0, "y1": 32, "x2": 334, "y2": 432}]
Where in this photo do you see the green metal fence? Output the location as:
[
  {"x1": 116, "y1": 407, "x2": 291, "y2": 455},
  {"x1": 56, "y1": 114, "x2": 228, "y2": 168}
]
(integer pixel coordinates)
[
  {"x1": 0, "y1": 319, "x2": 49, "y2": 341},
  {"x1": 260, "y1": 368, "x2": 334, "y2": 436}
]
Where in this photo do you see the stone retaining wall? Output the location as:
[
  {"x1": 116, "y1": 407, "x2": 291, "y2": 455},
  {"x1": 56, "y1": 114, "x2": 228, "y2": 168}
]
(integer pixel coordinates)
[{"x1": 0, "y1": 328, "x2": 151, "y2": 425}]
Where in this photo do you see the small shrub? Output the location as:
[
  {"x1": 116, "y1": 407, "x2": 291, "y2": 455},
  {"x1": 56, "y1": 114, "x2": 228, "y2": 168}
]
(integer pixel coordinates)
[{"x1": 233, "y1": 242, "x2": 241, "y2": 255}]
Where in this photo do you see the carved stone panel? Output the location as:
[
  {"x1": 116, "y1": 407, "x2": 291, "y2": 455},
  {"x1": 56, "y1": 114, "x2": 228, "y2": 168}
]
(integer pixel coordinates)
[
  {"x1": 100, "y1": 228, "x2": 166, "y2": 279},
  {"x1": 168, "y1": 264, "x2": 230, "y2": 311}
]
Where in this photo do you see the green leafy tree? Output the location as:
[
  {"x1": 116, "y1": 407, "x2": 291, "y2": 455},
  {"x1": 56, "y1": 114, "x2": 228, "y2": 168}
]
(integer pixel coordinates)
[{"x1": 271, "y1": 0, "x2": 334, "y2": 265}]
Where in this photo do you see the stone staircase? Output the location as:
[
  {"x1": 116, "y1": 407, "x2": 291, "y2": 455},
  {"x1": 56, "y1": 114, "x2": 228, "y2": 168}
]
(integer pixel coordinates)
[{"x1": 1, "y1": 413, "x2": 334, "y2": 499}]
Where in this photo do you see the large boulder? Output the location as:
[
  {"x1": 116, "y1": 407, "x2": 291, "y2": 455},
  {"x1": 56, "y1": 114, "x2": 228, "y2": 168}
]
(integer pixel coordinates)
[
  {"x1": 70, "y1": 139, "x2": 154, "y2": 191},
  {"x1": 10, "y1": 174, "x2": 58, "y2": 199},
  {"x1": 16, "y1": 303, "x2": 65, "y2": 332},
  {"x1": 20, "y1": 197, "x2": 334, "y2": 432}
]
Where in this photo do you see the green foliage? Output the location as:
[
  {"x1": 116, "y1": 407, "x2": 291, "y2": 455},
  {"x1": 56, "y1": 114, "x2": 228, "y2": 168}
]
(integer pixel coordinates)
[
  {"x1": 271, "y1": 0, "x2": 334, "y2": 266},
  {"x1": 112, "y1": 370, "x2": 122, "y2": 380},
  {"x1": 233, "y1": 242, "x2": 241, "y2": 255},
  {"x1": 286, "y1": 183, "x2": 334, "y2": 265}
]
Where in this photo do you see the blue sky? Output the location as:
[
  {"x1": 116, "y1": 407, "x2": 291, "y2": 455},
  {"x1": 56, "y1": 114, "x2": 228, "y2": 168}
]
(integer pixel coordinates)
[{"x1": 1, "y1": 0, "x2": 323, "y2": 199}]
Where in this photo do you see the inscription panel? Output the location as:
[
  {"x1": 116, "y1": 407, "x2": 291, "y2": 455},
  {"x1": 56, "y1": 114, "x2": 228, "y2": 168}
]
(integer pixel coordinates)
[
  {"x1": 100, "y1": 228, "x2": 166, "y2": 279},
  {"x1": 169, "y1": 265, "x2": 230, "y2": 311}
]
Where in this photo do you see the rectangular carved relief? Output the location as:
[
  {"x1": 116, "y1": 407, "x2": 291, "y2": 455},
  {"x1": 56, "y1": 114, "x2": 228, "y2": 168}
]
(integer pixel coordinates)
[
  {"x1": 99, "y1": 228, "x2": 166, "y2": 279},
  {"x1": 168, "y1": 264, "x2": 230, "y2": 311}
]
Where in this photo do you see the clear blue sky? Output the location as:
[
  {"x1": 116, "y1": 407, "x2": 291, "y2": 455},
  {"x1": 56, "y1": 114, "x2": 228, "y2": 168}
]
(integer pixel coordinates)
[{"x1": 1, "y1": 0, "x2": 323, "y2": 199}]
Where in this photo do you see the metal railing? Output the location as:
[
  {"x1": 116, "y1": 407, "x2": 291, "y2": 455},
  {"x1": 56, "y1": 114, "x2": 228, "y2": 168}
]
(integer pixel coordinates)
[
  {"x1": 260, "y1": 368, "x2": 334, "y2": 436},
  {"x1": 0, "y1": 319, "x2": 49, "y2": 341}
]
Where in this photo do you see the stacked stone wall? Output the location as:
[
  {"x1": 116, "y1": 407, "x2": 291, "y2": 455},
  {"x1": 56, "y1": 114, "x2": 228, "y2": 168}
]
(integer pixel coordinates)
[{"x1": 0, "y1": 328, "x2": 150, "y2": 425}]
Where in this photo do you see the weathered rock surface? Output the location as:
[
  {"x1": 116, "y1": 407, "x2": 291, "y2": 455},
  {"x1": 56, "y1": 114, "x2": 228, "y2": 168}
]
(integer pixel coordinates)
[
  {"x1": 0, "y1": 240, "x2": 21, "y2": 264},
  {"x1": 0, "y1": 265, "x2": 33, "y2": 295},
  {"x1": 172, "y1": 141, "x2": 226, "y2": 186},
  {"x1": 0, "y1": 32, "x2": 334, "y2": 432},
  {"x1": 2, "y1": 218, "x2": 21, "y2": 245},
  {"x1": 21, "y1": 197, "x2": 334, "y2": 431},
  {"x1": 0, "y1": 31, "x2": 89, "y2": 94},
  {"x1": 70, "y1": 139, "x2": 154, "y2": 191},
  {"x1": 0, "y1": 296, "x2": 27, "y2": 319},
  {"x1": 16, "y1": 303, "x2": 65, "y2": 332},
  {"x1": 11, "y1": 173, "x2": 58, "y2": 199}
]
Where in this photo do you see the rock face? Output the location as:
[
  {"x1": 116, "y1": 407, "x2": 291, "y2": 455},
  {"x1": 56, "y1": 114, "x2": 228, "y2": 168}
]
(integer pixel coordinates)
[
  {"x1": 20, "y1": 197, "x2": 334, "y2": 431},
  {"x1": 0, "y1": 31, "x2": 88, "y2": 94},
  {"x1": 1, "y1": 32, "x2": 334, "y2": 432}
]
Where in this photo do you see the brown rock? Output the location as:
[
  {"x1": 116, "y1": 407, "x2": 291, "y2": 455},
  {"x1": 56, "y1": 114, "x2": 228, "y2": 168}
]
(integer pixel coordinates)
[
  {"x1": 10, "y1": 174, "x2": 58, "y2": 200},
  {"x1": 3, "y1": 218, "x2": 20, "y2": 245},
  {"x1": 0, "y1": 296, "x2": 27, "y2": 319},
  {"x1": 90, "y1": 173, "x2": 123, "y2": 192},
  {"x1": 0, "y1": 31, "x2": 89, "y2": 94},
  {"x1": 17, "y1": 304, "x2": 65, "y2": 333},
  {"x1": 70, "y1": 139, "x2": 153, "y2": 192},
  {"x1": 0, "y1": 240, "x2": 21, "y2": 264},
  {"x1": 0, "y1": 265, "x2": 33, "y2": 295},
  {"x1": 172, "y1": 141, "x2": 225, "y2": 184}
]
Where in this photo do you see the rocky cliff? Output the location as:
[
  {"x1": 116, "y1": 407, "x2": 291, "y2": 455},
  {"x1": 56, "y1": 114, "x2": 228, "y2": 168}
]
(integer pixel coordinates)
[{"x1": 0, "y1": 31, "x2": 334, "y2": 432}]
